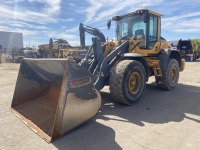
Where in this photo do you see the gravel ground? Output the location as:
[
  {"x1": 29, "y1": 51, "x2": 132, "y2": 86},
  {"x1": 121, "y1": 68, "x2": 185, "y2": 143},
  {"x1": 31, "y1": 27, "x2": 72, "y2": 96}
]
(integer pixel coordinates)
[{"x1": 0, "y1": 60, "x2": 200, "y2": 150}]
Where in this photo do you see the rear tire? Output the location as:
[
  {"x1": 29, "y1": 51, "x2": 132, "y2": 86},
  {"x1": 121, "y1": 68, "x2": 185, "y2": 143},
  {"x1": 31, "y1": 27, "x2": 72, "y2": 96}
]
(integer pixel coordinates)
[
  {"x1": 190, "y1": 56, "x2": 193, "y2": 62},
  {"x1": 193, "y1": 53, "x2": 196, "y2": 61},
  {"x1": 109, "y1": 60, "x2": 146, "y2": 105},
  {"x1": 156, "y1": 59, "x2": 179, "y2": 90},
  {"x1": 197, "y1": 54, "x2": 199, "y2": 59}
]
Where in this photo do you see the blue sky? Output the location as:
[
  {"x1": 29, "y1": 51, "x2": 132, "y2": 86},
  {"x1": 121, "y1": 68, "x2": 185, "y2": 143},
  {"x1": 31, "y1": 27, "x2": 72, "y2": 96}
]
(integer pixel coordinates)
[{"x1": 1, "y1": 0, "x2": 200, "y2": 47}]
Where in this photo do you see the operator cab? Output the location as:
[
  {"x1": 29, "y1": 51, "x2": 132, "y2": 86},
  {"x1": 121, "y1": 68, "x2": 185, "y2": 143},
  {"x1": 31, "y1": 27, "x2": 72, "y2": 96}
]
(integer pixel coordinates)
[{"x1": 108, "y1": 9, "x2": 162, "y2": 50}]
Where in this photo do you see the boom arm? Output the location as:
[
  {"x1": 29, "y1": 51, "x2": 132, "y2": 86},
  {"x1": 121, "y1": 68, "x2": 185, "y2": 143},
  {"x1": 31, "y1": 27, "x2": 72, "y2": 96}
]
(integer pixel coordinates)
[{"x1": 79, "y1": 23, "x2": 106, "y2": 49}]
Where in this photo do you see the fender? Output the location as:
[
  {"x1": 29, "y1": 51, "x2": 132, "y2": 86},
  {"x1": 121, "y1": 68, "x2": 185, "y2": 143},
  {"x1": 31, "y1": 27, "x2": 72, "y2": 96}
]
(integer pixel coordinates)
[
  {"x1": 158, "y1": 49, "x2": 181, "y2": 72},
  {"x1": 121, "y1": 53, "x2": 150, "y2": 81}
]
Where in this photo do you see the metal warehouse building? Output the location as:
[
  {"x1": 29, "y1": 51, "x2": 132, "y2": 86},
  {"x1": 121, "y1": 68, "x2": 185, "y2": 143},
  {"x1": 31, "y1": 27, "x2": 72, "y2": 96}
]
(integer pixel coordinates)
[{"x1": 0, "y1": 31, "x2": 23, "y2": 51}]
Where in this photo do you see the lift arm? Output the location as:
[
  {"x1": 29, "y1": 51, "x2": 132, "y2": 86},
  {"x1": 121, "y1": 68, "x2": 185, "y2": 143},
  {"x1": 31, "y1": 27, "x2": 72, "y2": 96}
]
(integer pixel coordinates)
[{"x1": 79, "y1": 23, "x2": 106, "y2": 49}]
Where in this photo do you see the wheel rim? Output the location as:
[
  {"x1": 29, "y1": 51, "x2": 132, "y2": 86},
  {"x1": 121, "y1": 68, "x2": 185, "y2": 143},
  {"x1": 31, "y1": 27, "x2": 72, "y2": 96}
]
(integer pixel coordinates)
[
  {"x1": 128, "y1": 72, "x2": 141, "y2": 95},
  {"x1": 170, "y1": 67, "x2": 177, "y2": 83}
]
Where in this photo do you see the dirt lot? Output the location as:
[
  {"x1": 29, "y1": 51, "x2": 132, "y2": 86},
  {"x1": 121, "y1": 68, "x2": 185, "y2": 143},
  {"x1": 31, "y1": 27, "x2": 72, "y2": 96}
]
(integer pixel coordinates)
[{"x1": 0, "y1": 61, "x2": 200, "y2": 150}]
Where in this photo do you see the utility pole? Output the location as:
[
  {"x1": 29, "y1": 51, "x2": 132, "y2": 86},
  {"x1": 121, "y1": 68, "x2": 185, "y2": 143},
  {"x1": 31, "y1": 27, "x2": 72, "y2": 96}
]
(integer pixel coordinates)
[{"x1": 49, "y1": 38, "x2": 53, "y2": 58}]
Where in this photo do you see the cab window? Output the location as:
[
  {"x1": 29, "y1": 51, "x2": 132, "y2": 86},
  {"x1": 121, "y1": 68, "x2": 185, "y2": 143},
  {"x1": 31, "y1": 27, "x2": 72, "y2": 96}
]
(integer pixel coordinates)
[{"x1": 149, "y1": 15, "x2": 158, "y2": 49}]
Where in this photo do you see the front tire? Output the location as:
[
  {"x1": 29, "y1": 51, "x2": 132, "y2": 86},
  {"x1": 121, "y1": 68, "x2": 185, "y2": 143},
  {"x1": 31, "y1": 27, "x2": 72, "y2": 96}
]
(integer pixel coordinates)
[
  {"x1": 109, "y1": 60, "x2": 146, "y2": 105},
  {"x1": 156, "y1": 59, "x2": 179, "y2": 90}
]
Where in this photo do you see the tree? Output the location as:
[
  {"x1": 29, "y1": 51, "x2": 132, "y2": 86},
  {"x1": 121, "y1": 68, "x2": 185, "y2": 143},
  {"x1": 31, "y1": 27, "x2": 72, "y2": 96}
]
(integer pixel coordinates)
[{"x1": 191, "y1": 39, "x2": 200, "y2": 49}]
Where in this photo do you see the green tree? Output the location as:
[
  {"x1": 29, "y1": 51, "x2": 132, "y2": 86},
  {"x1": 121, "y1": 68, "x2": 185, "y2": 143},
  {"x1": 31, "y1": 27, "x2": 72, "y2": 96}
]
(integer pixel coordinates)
[{"x1": 191, "y1": 39, "x2": 200, "y2": 49}]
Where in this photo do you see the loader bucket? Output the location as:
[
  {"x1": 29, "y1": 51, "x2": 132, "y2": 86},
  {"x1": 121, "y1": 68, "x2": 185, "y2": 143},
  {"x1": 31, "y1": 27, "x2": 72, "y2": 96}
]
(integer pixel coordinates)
[{"x1": 10, "y1": 58, "x2": 101, "y2": 143}]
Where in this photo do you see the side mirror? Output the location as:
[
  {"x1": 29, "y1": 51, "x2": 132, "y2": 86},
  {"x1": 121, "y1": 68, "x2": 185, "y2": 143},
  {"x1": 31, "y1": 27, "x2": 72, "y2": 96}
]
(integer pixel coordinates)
[{"x1": 107, "y1": 20, "x2": 111, "y2": 30}]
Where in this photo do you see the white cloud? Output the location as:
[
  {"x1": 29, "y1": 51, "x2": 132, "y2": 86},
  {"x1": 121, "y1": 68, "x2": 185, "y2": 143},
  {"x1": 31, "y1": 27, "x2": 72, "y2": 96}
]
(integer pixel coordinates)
[
  {"x1": 1, "y1": 0, "x2": 200, "y2": 47},
  {"x1": 43, "y1": 31, "x2": 77, "y2": 40},
  {"x1": 172, "y1": 29, "x2": 200, "y2": 33},
  {"x1": 65, "y1": 25, "x2": 79, "y2": 33},
  {"x1": 163, "y1": 12, "x2": 200, "y2": 22},
  {"x1": 12, "y1": 28, "x2": 38, "y2": 36},
  {"x1": 60, "y1": 18, "x2": 75, "y2": 22},
  {"x1": 3, "y1": 20, "x2": 50, "y2": 30},
  {"x1": 0, "y1": 4, "x2": 57, "y2": 24},
  {"x1": 0, "y1": 0, "x2": 63, "y2": 25},
  {"x1": 3, "y1": 0, "x2": 24, "y2": 5},
  {"x1": 0, "y1": 24, "x2": 49, "y2": 47},
  {"x1": 69, "y1": 3, "x2": 76, "y2": 7},
  {"x1": 0, "y1": 1, "x2": 91, "y2": 47},
  {"x1": 24, "y1": 40, "x2": 41, "y2": 48},
  {"x1": 28, "y1": 0, "x2": 61, "y2": 14},
  {"x1": 0, "y1": 24, "x2": 40, "y2": 47},
  {"x1": 57, "y1": 33, "x2": 77, "y2": 40},
  {"x1": 84, "y1": 0, "x2": 103, "y2": 23},
  {"x1": 38, "y1": 30, "x2": 80, "y2": 46},
  {"x1": 0, "y1": 25, "x2": 37, "y2": 36},
  {"x1": 0, "y1": 25, "x2": 13, "y2": 31},
  {"x1": 33, "y1": 25, "x2": 49, "y2": 30},
  {"x1": 83, "y1": 0, "x2": 164, "y2": 24},
  {"x1": 162, "y1": 12, "x2": 200, "y2": 33}
]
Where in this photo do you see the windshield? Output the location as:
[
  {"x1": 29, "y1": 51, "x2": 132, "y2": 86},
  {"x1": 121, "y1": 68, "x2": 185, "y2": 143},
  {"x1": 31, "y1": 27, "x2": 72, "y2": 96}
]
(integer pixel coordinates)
[{"x1": 116, "y1": 14, "x2": 146, "y2": 41}]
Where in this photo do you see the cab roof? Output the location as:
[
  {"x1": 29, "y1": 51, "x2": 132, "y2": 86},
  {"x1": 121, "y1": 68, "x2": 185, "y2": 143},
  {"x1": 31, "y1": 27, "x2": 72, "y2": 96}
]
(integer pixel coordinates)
[{"x1": 112, "y1": 9, "x2": 163, "y2": 20}]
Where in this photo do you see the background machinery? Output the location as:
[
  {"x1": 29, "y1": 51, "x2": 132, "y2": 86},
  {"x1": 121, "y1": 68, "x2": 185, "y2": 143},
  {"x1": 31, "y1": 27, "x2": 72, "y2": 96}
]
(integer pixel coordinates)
[
  {"x1": 177, "y1": 39, "x2": 200, "y2": 61},
  {"x1": 37, "y1": 38, "x2": 87, "y2": 62},
  {"x1": 11, "y1": 48, "x2": 25, "y2": 63},
  {"x1": 37, "y1": 38, "x2": 70, "y2": 58},
  {"x1": 11, "y1": 9, "x2": 185, "y2": 142}
]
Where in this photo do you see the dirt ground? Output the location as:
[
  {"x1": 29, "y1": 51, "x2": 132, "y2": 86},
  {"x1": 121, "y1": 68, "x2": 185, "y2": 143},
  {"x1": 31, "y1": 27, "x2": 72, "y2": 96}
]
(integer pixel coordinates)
[{"x1": 0, "y1": 60, "x2": 200, "y2": 150}]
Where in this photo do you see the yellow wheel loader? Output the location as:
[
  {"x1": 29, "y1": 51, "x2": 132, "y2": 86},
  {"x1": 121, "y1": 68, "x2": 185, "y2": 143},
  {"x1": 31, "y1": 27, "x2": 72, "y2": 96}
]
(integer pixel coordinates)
[
  {"x1": 37, "y1": 38, "x2": 87, "y2": 62},
  {"x1": 177, "y1": 39, "x2": 200, "y2": 61},
  {"x1": 10, "y1": 9, "x2": 185, "y2": 142}
]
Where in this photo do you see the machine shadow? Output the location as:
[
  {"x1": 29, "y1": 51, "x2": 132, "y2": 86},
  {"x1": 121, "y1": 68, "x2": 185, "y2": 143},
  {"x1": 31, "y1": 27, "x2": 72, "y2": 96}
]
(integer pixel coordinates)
[
  {"x1": 52, "y1": 119, "x2": 122, "y2": 150},
  {"x1": 99, "y1": 82, "x2": 200, "y2": 126},
  {"x1": 52, "y1": 82, "x2": 200, "y2": 149}
]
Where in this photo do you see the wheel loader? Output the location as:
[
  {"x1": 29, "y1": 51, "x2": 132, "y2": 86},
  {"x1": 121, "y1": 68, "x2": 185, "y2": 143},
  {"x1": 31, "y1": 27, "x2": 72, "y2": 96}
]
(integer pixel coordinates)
[
  {"x1": 10, "y1": 9, "x2": 185, "y2": 142},
  {"x1": 177, "y1": 39, "x2": 200, "y2": 61},
  {"x1": 37, "y1": 38, "x2": 87, "y2": 62}
]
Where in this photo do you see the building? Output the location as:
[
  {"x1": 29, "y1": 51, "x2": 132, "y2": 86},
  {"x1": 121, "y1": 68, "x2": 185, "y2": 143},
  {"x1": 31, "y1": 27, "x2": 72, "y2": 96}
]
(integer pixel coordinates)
[{"x1": 0, "y1": 31, "x2": 23, "y2": 52}]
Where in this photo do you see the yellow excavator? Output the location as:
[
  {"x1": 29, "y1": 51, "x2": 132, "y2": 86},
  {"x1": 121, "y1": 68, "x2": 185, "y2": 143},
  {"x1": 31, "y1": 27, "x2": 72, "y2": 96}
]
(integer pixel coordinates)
[{"x1": 10, "y1": 9, "x2": 185, "y2": 142}]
